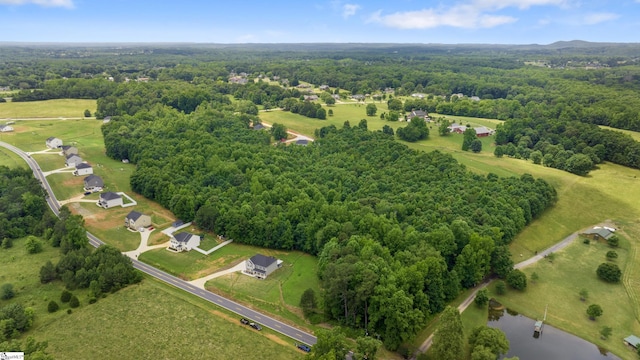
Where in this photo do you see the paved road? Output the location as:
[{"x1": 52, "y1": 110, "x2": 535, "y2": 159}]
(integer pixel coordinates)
[{"x1": 0, "y1": 141, "x2": 317, "y2": 346}]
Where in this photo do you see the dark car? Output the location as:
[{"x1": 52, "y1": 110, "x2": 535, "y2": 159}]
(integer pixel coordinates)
[
  {"x1": 84, "y1": 191, "x2": 92, "y2": 196},
  {"x1": 249, "y1": 322, "x2": 262, "y2": 331},
  {"x1": 240, "y1": 318, "x2": 249, "y2": 325},
  {"x1": 296, "y1": 343, "x2": 311, "y2": 352}
]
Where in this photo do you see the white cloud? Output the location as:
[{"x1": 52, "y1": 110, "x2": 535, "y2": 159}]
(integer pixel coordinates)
[
  {"x1": 368, "y1": 0, "x2": 571, "y2": 30},
  {"x1": 582, "y1": 12, "x2": 619, "y2": 25},
  {"x1": 0, "y1": 0, "x2": 73, "y2": 8},
  {"x1": 342, "y1": 3, "x2": 361, "y2": 18}
]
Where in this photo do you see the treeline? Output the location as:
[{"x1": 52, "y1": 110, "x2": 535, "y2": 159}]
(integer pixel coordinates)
[
  {"x1": 281, "y1": 98, "x2": 326, "y2": 119},
  {"x1": 494, "y1": 117, "x2": 640, "y2": 175},
  {"x1": 11, "y1": 78, "x2": 117, "y2": 102},
  {"x1": 102, "y1": 104, "x2": 556, "y2": 348},
  {"x1": 0, "y1": 166, "x2": 49, "y2": 240}
]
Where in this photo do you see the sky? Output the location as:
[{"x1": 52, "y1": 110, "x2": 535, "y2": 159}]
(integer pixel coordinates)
[{"x1": 0, "y1": 0, "x2": 639, "y2": 44}]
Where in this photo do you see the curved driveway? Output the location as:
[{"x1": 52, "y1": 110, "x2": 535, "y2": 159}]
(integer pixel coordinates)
[{"x1": 0, "y1": 141, "x2": 317, "y2": 346}]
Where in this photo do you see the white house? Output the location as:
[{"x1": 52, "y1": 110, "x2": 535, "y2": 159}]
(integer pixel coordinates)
[
  {"x1": 245, "y1": 254, "x2": 282, "y2": 279},
  {"x1": 74, "y1": 163, "x2": 93, "y2": 176},
  {"x1": 169, "y1": 232, "x2": 201, "y2": 252},
  {"x1": 46, "y1": 137, "x2": 63, "y2": 149},
  {"x1": 83, "y1": 174, "x2": 103, "y2": 191},
  {"x1": 0, "y1": 125, "x2": 13, "y2": 132},
  {"x1": 65, "y1": 154, "x2": 83, "y2": 167},
  {"x1": 98, "y1": 192, "x2": 122, "y2": 208}
]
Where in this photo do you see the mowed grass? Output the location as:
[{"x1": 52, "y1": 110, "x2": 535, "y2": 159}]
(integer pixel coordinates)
[
  {"x1": 0, "y1": 99, "x2": 96, "y2": 118},
  {"x1": 35, "y1": 278, "x2": 302, "y2": 360},
  {"x1": 206, "y1": 252, "x2": 321, "y2": 328},
  {"x1": 487, "y1": 238, "x2": 639, "y2": 360},
  {"x1": 0, "y1": 146, "x2": 28, "y2": 168}
]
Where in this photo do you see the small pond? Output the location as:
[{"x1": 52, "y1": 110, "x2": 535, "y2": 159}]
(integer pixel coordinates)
[{"x1": 488, "y1": 307, "x2": 621, "y2": 360}]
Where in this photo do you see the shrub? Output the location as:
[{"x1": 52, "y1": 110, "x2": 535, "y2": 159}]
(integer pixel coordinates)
[
  {"x1": 1, "y1": 283, "x2": 15, "y2": 300},
  {"x1": 587, "y1": 304, "x2": 603, "y2": 320},
  {"x1": 495, "y1": 281, "x2": 506, "y2": 295},
  {"x1": 69, "y1": 295, "x2": 80, "y2": 308},
  {"x1": 506, "y1": 269, "x2": 527, "y2": 291},
  {"x1": 607, "y1": 235, "x2": 619, "y2": 248},
  {"x1": 60, "y1": 290, "x2": 72, "y2": 303},
  {"x1": 596, "y1": 263, "x2": 621, "y2": 283},
  {"x1": 583, "y1": 238, "x2": 590, "y2": 244},
  {"x1": 47, "y1": 301, "x2": 59, "y2": 313},
  {"x1": 606, "y1": 251, "x2": 618, "y2": 261},
  {"x1": 1, "y1": 238, "x2": 12, "y2": 249},
  {"x1": 474, "y1": 289, "x2": 489, "y2": 307},
  {"x1": 88, "y1": 296, "x2": 97, "y2": 304},
  {"x1": 67, "y1": 309, "x2": 72, "y2": 314},
  {"x1": 39, "y1": 260, "x2": 57, "y2": 284},
  {"x1": 25, "y1": 236, "x2": 43, "y2": 254}
]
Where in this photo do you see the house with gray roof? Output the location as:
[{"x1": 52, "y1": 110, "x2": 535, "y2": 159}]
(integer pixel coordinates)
[
  {"x1": 83, "y1": 174, "x2": 103, "y2": 191},
  {"x1": 624, "y1": 335, "x2": 640, "y2": 349},
  {"x1": 98, "y1": 192, "x2": 122, "y2": 209},
  {"x1": 74, "y1": 163, "x2": 93, "y2": 176},
  {"x1": 0, "y1": 124, "x2": 13, "y2": 132},
  {"x1": 46, "y1": 137, "x2": 63, "y2": 149},
  {"x1": 169, "y1": 232, "x2": 201, "y2": 252},
  {"x1": 582, "y1": 227, "x2": 614, "y2": 241},
  {"x1": 295, "y1": 139, "x2": 309, "y2": 146},
  {"x1": 245, "y1": 254, "x2": 282, "y2": 279},
  {"x1": 125, "y1": 210, "x2": 152, "y2": 231},
  {"x1": 65, "y1": 154, "x2": 83, "y2": 167},
  {"x1": 61, "y1": 145, "x2": 78, "y2": 156}
]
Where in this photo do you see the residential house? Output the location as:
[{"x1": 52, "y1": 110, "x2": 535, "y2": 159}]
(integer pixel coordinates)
[
  {"x1": 331, "y1": 94, "x2": 340, "y2": 100},
  {"x1": 65, "y1": 154, "x2": 83, "y2": 167},
  {"x1": 124, "y1": 211, "x2": 152, "y2": 231},
  {"x1": 0, "y1": 86, "x2": 10, "y2": 91},
  {"x1": 98, "y1": 192, "x2": 122, "y2": 208},
  {"x1": 61, "y1": 145, "x2": 78, "y2": 156},
  {"x1": 319, "y1": 85, "x2": 330, "y2": 91},
  {"x1": 475, "y1": 126, "x2": 495, "y2": 137},
  {"x1": 253, "y1": 123, "x2": 265, "y2": 131},
  {"x1": 74, "y1": 163, "x2": 93, "y2": 176},
  {"x1": 351, "y1": 94, "x2": 365, "y2": 101},
  {"x1": 448, "y1": 123, "x2": 468, "y2": 134},
  {"x1": 296, "y1": 83, "x2": 311, "y2": 89},
  {"x1": 245, "y1": 254, "x2": 282, "y2": 279},
  {"x1": 46, "y1": 137, "x2": 63, "y2": 149},
  {"x1": 470, "y1": 96, "x2": 481, "y2": 102},
  {"x1": 304, "y1": 95, "x2": 319, "y2": 101},
  {"x1": 407, "y1": 110, "x2": 430, "y2": 121},
  {"x1": 169, "y1": 232, "x2": 201, "y2": 252},
  {"x1": 624, "y1": 335, "x2": 640, "y2": 349},
  {"x1": 384, "y1": 87, "x2": 394, "y2": 94},
  {"x1": 0, "y1": 124, "x2": 13, "y2": 132},
  {"x1": 295, "y1": 139, "x2": 309, "y2": 146},
  {"x1": 411, "y1": 93, "x2": 425, "y2": 99},
  {"x1": 581, "y1": 227, "x2": 614, "y2": 241},
  {"x1": 83, "y1": 174, "x2": 104, "y2": 191}
]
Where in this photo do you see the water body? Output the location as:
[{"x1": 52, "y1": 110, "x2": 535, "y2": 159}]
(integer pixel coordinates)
[{"x1": 488, "y1": 308, "x2": 621, "y2": 360}]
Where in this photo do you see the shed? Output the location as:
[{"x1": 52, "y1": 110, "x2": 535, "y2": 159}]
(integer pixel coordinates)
[{"x1": 624, "y1": 335, "x2": 640, "y2": 349}]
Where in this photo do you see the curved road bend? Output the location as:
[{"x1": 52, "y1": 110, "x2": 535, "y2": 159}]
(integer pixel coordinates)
[{"x1": 0, "y1": 141, "x2": 317, "y2": 346}]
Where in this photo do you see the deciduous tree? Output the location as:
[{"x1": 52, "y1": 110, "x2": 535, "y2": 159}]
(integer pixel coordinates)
[
  {"x1": 587, "y1": 304, "x2": 603, "y2": 320},
  {"x1": 431, "y1": 306, "x2": 464, "y2": 360}
]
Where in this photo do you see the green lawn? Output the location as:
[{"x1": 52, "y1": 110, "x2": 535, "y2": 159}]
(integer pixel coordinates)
[
  {"x1": 487, "y1": 238, "x2": 638, "y2": 360},
  {"x1": 0, "y1": 146, "x2": 28, "y2": 168},
  {"x1": 0, "y1": 99, "x2": 96, "y2": 118}
]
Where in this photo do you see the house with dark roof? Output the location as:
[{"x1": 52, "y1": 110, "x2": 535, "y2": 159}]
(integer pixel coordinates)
[
  {"x1": 83, "y1": 174, "x2": 104, "y2": 191},
  {"x1": 74, "y1": 163, "x2": 93, "y2": 176},
  {"x1": 295, "y1": 139, "x2": 309, "y2": 146},
  {"x1": 61, "y1": 145, "x2": 78, "y2": 156},
  {"x1": 124, "y1": 211, "x2": 152, "y2": 231},
  {"x1": 65, "y1": 154, "x2": 83, "y2": 167},
  {"x1": 169, "y1": 232, "x2": 201, "y2": 252},
  {"x1": 407, "y1": 110, "x2": 430, "y2": 122},
  {"x1": 98, "y1": 192, "x2": 122, "y2": 209},
  {"x1": 46, "y1": 137, "x2": 63, "y2": 149},
  {"x1": 245, "y1": 254, "x2": 282, "y2": 279},
  {"x1": 581, "y1": 227, "x2": 614, "y2": 241},
  {"x1": 0, "y1": 124, "x2": 13, "y2": 132},
  {"x1": 304, "y1": 94, "x2": 319, "y2": 101},
  {"x1": 253, "y1": 123, "x2": 265, "y2": 131}
]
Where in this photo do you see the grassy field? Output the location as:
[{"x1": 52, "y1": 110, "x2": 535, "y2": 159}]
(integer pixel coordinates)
[
  {"x1": 486, "y1": 237, "x2": 639, "y2": 359},
  {"x1": 0, "y1": 146, "x2": 28, "y2": 168},
  {"x1": 0, "y1": 99, "x2": 96, "y2": 118}
]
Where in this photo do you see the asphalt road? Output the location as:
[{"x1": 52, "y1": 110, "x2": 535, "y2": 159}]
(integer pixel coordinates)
[{"x1": 0, "y1": 141, "x2": 317, "y2": 346}]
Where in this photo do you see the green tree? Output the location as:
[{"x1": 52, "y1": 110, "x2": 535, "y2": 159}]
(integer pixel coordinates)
[
  {"x1": 39, "y1": 261, "x2": 57, "y2": 284},
  {"x1": 69, "y1": 295, "x2": 80, "y2": 308},
  {"x1": 1, "y1": 238, "x2": 12, "y2": 249},
  {"x1": 355, "y1": 336, "x2": 382, "y2": 360},
  {"x1": 84, "y1": 109, "x2": 91, "y2": 117},
  {"x1": 270, "y1": 123, "x2": 288, "y2": 141},
  {"x1": 565, "y1": 153, "x2": 593, "y2": 176},
  {"x1": 597, "y1": 263, "x2": 621, "y2": 282},
  {"x1": 475, "y1": 288, "x2": 489, "y2": 307},
  {"x1": 468, "y1": 326, "x2": 510, "y2": 359},
  {"x1": 387, "y1": 98, "x2": 403, "y2": 111},
  {"x1": 506, "y1": 269, "x2": 527, "y2": 290},
  {"x1": 387, "y1": 110, "x2": 399, "y2": 121},
  {"x1": 462, "y1": 128, "x2": 477, "y2": 151},
  {"x1": 60, "y1": 289, "x2": 72, "y2": 303},
  {"x1": 600, "y1": 326, "x2": 612, "y2": 340},
  {"x1": 530, "y1": 150, "x2": 543, "y2": 164},
  {"x1": 358, "y1": 119, "x2": 368, "y2": 130},
  {"x1": 587, "y1": 304, "x2": 603, "y2": 320},
  {"x1": 606, "y1": 250, "x2": 618, "y2": 261},
  {"x1": 396, "y1": 117, "x2": 429, "y2": 142},
  {"x1": 579, "y1": 289, "x2": 589, "y2": 301},
  {"x1": 309, "y1": 327, "x2": 348, "y2": 360},
  {"x1": 381, "y1": 125, "x2": 394, "y2": 136},
  {"x1": 431, "y1": 306, "x2": 464, "y2": 360},
  {"x1": 470, "y1": 139, "x2": 483, "y2": 153},
  {"x1": 495, "y1": 280, "x2": 506, "y2": 295},
  {"x1": 494, "y1": 146, "x2": 504, "y2": 158},
  {"x1": 328, "y1": 109, "x2": 334, "y2": 117},
  {"x1": 25, "y1": 236, "x2": 43, "y2": 254},
  {"x1": 47, "y1": 301, "x2": 59, "y2": 313},
  {"x1": 366, "y1": 103, "x2": 377, "y2": 116},
  {"x1": 438, "y1": 118, "x2": 451, "y2": 136},
  {"x1": 607, "y1": 235, "x2": 619, "y2": 248},
  {"x1": 1, "y1": 284, "x2": 14, "y2": 300},
  {"x1": 300, "y1": 288, "x2": 317, "y2": 317},
  {"x1": 316, "y1": 108, "x2": 327, "y2": 120}
]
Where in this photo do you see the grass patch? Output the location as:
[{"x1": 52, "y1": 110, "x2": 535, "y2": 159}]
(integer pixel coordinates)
[
  {"x1": 197, "y1": 234, "x2": 220, "y2": 252},
  {"x1": 0, "y1": 146, "x2": 28, "y2": 168},
  {"x1": 0, "y1": 99, "x2": 96, "y2": 118},
  {"x1": 487, "y1": 237, "x2": 638, "y2": 359}
]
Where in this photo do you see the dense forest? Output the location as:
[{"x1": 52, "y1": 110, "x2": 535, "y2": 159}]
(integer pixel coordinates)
[
  {"x1": 102, "y1": 103, "x2": 556, "y2": 348},
  {"x1": 0, "y1": 166, "x2": 48, "y2": 239}
]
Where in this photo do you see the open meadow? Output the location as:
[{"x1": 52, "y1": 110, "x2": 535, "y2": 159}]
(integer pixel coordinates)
[{"x1": 0, "y1": 99, "x2": 96, "y2": 119}]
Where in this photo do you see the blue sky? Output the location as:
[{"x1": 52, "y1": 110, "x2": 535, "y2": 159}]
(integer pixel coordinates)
[{"x1": 0, "y1": 0, "x2": 639, "y2": 44}]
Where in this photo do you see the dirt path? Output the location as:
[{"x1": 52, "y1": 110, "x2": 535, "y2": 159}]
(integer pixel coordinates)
[{"x1": 412, "y1": 221, "x2": 613, "y2": 358}]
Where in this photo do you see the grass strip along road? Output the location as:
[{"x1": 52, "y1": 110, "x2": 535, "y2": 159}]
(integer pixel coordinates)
[{"x1": 0, "y1": 140, "x2": 318, "y2": 347}]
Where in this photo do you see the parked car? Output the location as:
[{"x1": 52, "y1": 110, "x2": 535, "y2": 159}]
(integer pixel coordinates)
[
  {"x1": 83, "y1": 191, "x2": 92, "y2": 196},
  {"x1": 249, "y1": 322, "x2": 262, "y2": 331},
  {"x1": 240, "y1": 318, "x2": 249, "y2": 325},
  {"x1": 296, "y1": 343, "x2": 311, "y2": 352}
]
